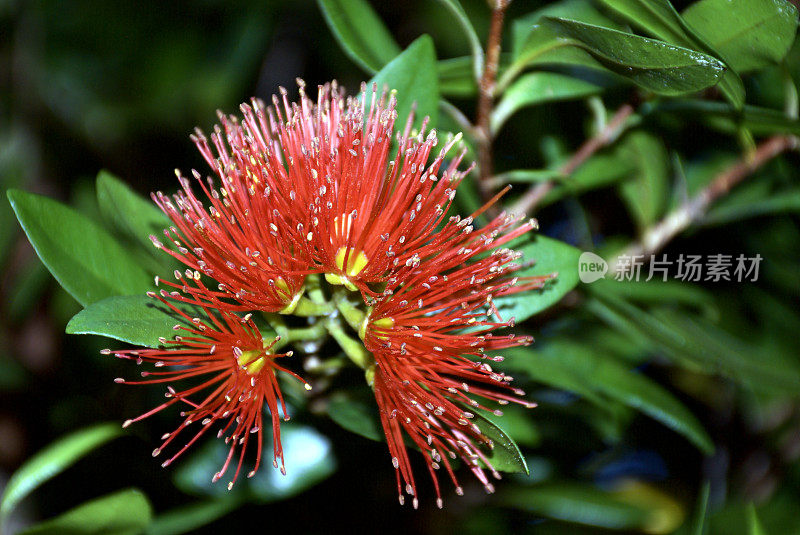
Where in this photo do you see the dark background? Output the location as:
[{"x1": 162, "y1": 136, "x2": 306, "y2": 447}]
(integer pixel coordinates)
[{"x1": 2, "y1": 1, "x2": 800, "y2": 534}]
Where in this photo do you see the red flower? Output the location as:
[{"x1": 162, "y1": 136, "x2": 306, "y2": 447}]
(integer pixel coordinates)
[
  {"x1": 273, "y1": 82, "x2": 473, "y2": 295},
  {"x1": 361, "y1": 205, "x2": 553, "y2": 506},
  {"x1": 150, "y1": 96, "x2": 317, "y2": 313},
  {"x1": 114, "y1": 81, "x2": 554, "y2": 503},
  {"x1": 105, "y1": 273, "x2": 309, "y2": 488}
]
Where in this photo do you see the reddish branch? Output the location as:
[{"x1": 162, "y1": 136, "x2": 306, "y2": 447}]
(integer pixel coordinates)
[
  {"x1": 510, "y1": 104, "x2": 635, "y2": 215},
  {"x1": 476, "y1": 0, "x2": 511, "y2": 191},
  {"x1": 613, "y1": 135, "x2": 798, "y2": 271}
]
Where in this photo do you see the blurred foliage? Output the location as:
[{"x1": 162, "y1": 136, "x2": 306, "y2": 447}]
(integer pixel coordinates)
[{"x1": 2, "y1": 0, "x2": 800, "y2": 534}]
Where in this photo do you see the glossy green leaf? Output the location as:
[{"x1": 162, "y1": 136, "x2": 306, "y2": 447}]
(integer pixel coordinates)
[
  {"x1": 500, "y1": 483, "x2": 654, "y2": 530},
  {"x1": 540, "y1": 18, "x2": 726, "y2": 96},
  {"x1": 495, "y1": 235, "x2": 582, "y2": 323},
  {"x1": 368, "y1": 35, "x2": 439, "y2": 129},
  {"x1": 504, "y1": 25, "x2": 609, "y2": 92},
  {"x1": 480, "y1": 406, "x2": 540, "y2": 448},
  {"x1": 683, "y1": 0, "x2": 798, "y2": 73},
  {"x1": 617, "y1": 131, "x2": 670, "y2": 228},
  {"x1": 512, "y1": 0, "x2": 627, "y2": 60},
  {"x1": 0, "y1": 423, "x2": 124, "y2": 526},
  {"x1": 327, "y1": 395, "x2": 383, "y2": 442},
  {"x1": 599, "y1": 0, "x2": 694, "y2": 45},
  {"x1": 317, "y1": 0, "x2": 400, "y2": 73},
  {"x1": 505, "y1": 340, "x2": 714, "y2": 453},
  {"x1": 18, "y1": 488, "x2": 152, "y2": 535},
  {"x1": 597, "y1": 0, "x2": 745, "y2": 107},
  {"x1": 66, "y1": 294, "x2": 199, "y2": 348},
  {"x1": 173, "y1": 423, "x2": 335, "y2": 501},
  {"x1": 7, "y1": 189, "x2": 153, "y2": 306},
  {"x1": 471, "y1": 412, "x2": 529, "y2": 475},
  {"x1": 491, "y1": 72, "x2": 604, "y2": 133},
  {"x1": 96, "y1": 171, "x2": 171, "y2": 256}
]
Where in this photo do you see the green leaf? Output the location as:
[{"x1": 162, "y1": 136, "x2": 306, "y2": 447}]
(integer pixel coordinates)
[
  {"x1": 527, "y1": 142, "x2": 640, "y2": 208},
  {"x1": 617, "y1": 131, "x2": 670, "y2": 229},
  {"x1": 747, "y1": 504, "x2": 768, "y2": 535},
  {"x1": 683, "y1": 0, "x2": 798, "y2": 73},
  {"x1": 7, "y1": 189, "x2": 153, "y2": 306},
  {"x1": 598, "y1": 0, "x2": 695, "y2": 46},
  {"x1": 367, "y1": 35, "x2": 439, "y2": 129},
  {"x1": 434, "y1": 0, "x2": 482, "y2": 82},
  {"x1": 501, "y1": 0, "x2": 632, "y2": 90},
  {"x1": 597, "y1": 0, "x2": 745, "y2": 107},
  {"x1": 96, "y1": 171, "x2": 171, "y2": 256},
  {"x1": 317, "y1": 0, "x2": 401, "y2": 73},
  {"x1": 173, "y1": 423, "x2": 335, "y2": 501},
  {"x1": 491, "y1": 72, "x2": 604, "y2": 133},
  {"x1": 492, "y1": 169, "x2": 566, "y2": 184},
  {"x1": 500, "y1": 483, "x2": 654, "y2": 530},
  {"x1": 502, "y1": 346, "x2": 606, "y2": 406},
  {"x1": 540, "y1": 18, "x2": 726, "y2": 96},
  {"x1": 0, "y1": 423, "x2": 124, "y2": 526},
  {"x1": 327, "y1": 394, "x2": 383, "y2": 441},
  {"x1": 647, "y1": 99, "x2": 800, "y2": 136},
  {"x1": 591, "y1": 356, "x2": 714, "y2": 454},
  {"x1": 437, "y1": 56, "x2": 479, "y2": 97},
  {"x1": 690, "y1": 482, "x2": 711, "y2": 535},
  {"x1": 554, "y1": 147, "x2": 637, "y2": 199},
  {"x1": 512, "y1": 0, "x2": 627, "y2": 60},
  {"x1": 66, "y1": 294, "x2": 200, "y2": 348},
  {"x1": 590, "y1": 279, "x2": 715, "y2": 310},
  {"x1": 505, "y1": 340, "x2": 714, "y2": 453},
  {"x1": 17, "y1": 488, "x2": 152, "y2": 535},
  {"x1": 471, "y1": 412, "x2": 529, "y2": 475},
  {"x1": 588, "y1": 291, "x2": 800, "y2": 394},
  {"x1": 705, "y1": 188, "x2": 800, "y2": 226},
  {"x1": 145, "y1": 497, "x2": 242, "y2": 535},
  {"x1": 495, "y1": 235, "x2": 582, "y2": 322},
  {"x1": 479, "y1": 405, "x2": 540, "y2": 448}
]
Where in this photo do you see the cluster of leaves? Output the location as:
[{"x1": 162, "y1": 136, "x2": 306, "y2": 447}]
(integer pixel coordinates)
[{"x1": 2, "y1": 0, "x2": 800, "y2": 533}]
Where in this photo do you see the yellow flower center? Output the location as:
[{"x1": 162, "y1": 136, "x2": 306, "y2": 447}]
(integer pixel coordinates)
[
  {"x1": 359, "y1": 314, "x2": 394, "y2": 340},
  {"x1": 237, "y1": 349, "x2": 268, "y2": 375},
  {"x1": 325, "y1": 247, "x2": 368, "y2": 291}
]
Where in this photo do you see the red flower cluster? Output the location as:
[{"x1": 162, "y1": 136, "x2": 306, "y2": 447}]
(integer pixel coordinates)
[
  {"x1": 107, "y1": 81, "x2": 552, "y2": 504},
  {"x1": 361, "y1": 206, "x2": 550, "y2": 507},
  {"x1": 107, "y1": 274, "x2": 309, "y2": 489}
]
